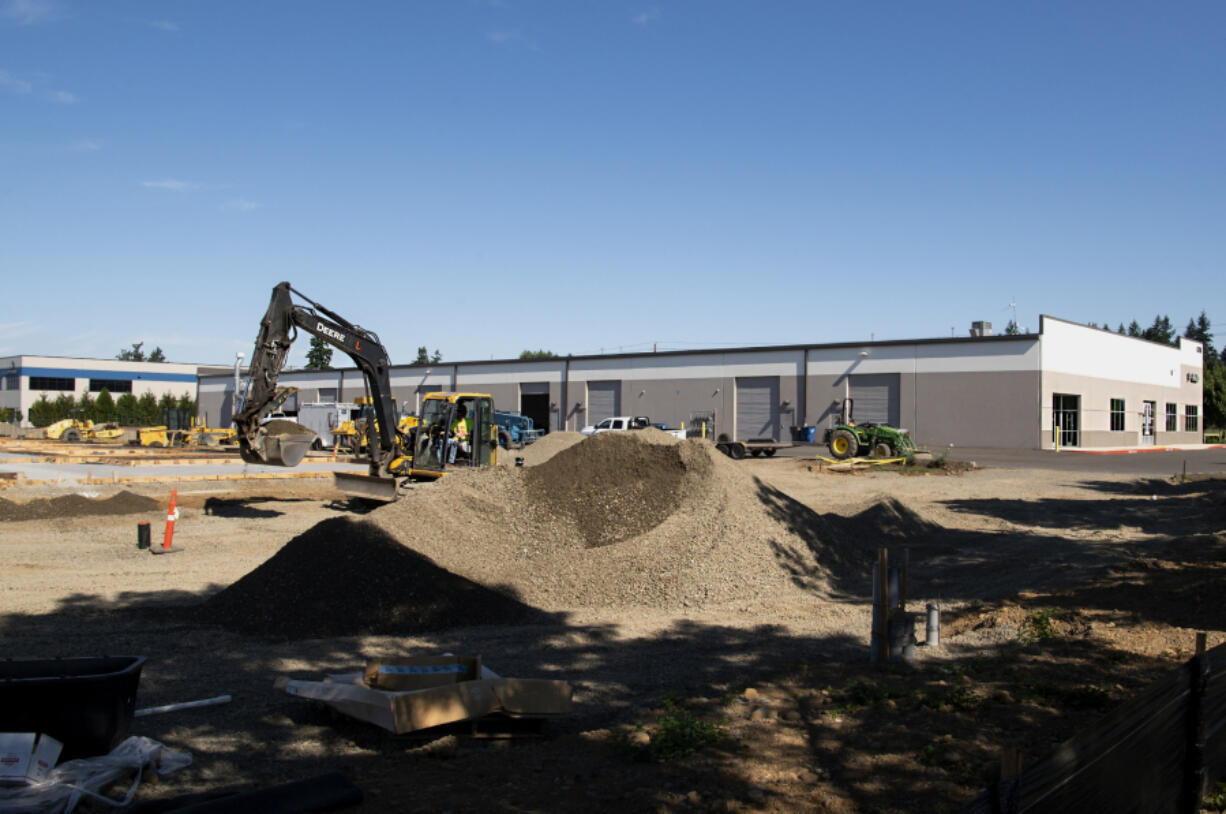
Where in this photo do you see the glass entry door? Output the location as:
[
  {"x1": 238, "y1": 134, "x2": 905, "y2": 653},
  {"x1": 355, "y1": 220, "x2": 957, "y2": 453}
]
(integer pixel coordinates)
[
  {"x1": 1052, "y1": 394, "x2": 1080, "y2": 448},
  {"x1": 1142, "y1": 401, "x2": 1156, "y2": 444}
]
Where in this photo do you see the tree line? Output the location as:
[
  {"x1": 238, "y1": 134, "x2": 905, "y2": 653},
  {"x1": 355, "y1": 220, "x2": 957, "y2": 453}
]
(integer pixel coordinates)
[{"x1": 20, "y1": 390, "x2": 196, "y2": 428}]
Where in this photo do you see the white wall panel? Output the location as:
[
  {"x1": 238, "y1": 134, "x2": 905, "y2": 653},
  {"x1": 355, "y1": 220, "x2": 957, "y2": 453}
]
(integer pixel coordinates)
[{"x1": 1040, "y1": 317, "x2": 1198, "y2": 387}]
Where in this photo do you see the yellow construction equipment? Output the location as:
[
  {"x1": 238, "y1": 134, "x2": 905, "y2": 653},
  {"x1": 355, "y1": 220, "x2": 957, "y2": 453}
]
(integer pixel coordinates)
[{"x1": 44, "y1": 413, "x2": 125, "y2": 443}]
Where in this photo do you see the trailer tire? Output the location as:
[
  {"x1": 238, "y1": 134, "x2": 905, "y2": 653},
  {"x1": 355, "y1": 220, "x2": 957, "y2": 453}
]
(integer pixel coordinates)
[
  {"x1": 716, "y1": 443, "x2": 729, "y2": 457},
  {"x1": 728, "y1": 442, "x2": 747, "y2": 460},
  {"x1": 750, "y1": 448, "x2": 762, "y2": 457},
  {"x1": 764, "y1": 447, "x2": 777, "y2": 457},
  {"x1": 829, "y1": 429, "x2": 857, "y2": 460}
]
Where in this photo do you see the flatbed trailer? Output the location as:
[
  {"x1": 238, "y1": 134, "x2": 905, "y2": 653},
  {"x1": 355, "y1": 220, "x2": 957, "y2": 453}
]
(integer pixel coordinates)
[{"x1": 714, "y1": 437, "x2": 791, "y2": 460}]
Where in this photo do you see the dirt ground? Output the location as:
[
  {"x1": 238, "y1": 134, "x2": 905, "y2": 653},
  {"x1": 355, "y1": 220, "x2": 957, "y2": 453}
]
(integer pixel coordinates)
[{"x1": 2, "y1": 445, "x2": 1225, "y2": 813}]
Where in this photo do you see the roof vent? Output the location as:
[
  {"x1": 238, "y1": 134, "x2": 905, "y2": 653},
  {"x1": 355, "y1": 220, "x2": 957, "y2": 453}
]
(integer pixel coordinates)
[{"x1": 970, "y1": 321, "x2": 992, "y2": 337}]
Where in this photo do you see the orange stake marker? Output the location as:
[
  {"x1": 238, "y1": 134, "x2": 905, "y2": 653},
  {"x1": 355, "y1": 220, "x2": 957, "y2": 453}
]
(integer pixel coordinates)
[{"x1": 152, "y1": 489, "x2": 181, "y2": 554}]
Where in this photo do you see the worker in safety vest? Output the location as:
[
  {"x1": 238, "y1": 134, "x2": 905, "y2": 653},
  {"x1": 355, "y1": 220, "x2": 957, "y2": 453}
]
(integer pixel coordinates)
[{"x1": 448, "y1": 404, "x2": 472, "y2": 463}]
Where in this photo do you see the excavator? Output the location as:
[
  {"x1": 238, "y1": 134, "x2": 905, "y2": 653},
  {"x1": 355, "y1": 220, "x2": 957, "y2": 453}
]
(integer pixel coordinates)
[{"x1": 234, "y1": 282, "x2": 496, "y2": 501}]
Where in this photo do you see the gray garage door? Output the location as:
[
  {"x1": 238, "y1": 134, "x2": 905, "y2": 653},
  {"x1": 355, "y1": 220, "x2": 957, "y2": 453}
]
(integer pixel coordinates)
[
  {"x1": 587, "y1": 381, "x2": 620, "y2": 424},
  {"x1": 849, "y1": 374, "x2": 899, "y2": 426},
  {"x1": 736, "y1": 377, "x2": 779, "y2": 441}
]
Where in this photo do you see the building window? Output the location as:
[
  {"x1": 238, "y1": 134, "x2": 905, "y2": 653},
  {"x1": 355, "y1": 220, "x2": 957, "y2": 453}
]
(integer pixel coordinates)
[
  {"x1": 318, "y1": 388, "x2": 337, "y2": 402},
  {"x1": 29, "y1": 376, "x2": 74, "y2": 391},
  {"x1": 1166, "y1": 403, "x2": 1178, "y2": 432},
  {"x1": 1, "y1": 372, "x2": 16, "y2": 391},
  {"x1": 89, "y1": 379, "x2": 133, "y2": 394},
  {"x1": 1185, "y1": 405, "x2": 1199, "y2": 433},
  {"x1": 1110, "y1": 399, "x2": 1125, "y2": 432}
]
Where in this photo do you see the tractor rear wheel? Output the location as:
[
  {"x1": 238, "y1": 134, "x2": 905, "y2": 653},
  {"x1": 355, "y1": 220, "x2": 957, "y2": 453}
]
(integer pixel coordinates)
[
  {"x1": 829, "y1": 429, "x2": 857, "y2": 459},
  {"x1": 873, "y1": 442, "x2": 893, "y2": 458}
]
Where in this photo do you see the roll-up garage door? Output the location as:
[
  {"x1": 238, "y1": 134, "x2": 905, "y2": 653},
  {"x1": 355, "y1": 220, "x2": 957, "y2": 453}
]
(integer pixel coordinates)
[
  {"x1": 735, "y1": 377, "x2": 779, "y2": 441},
  {"x1": 586, "y1": 381, "x2": 620, "y2": 424},
  {"x1": 849, "y1": 374, "x2": 899, "y2": 426}
]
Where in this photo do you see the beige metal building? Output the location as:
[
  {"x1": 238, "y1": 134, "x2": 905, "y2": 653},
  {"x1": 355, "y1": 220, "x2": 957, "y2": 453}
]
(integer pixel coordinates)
[{"x1": 196, "y1": 316, "x2": 1205, "y2": 450}]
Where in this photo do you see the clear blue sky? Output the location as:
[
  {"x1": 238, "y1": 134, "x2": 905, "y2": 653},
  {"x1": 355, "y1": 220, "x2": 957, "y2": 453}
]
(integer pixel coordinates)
[{"x1": 2, "y1": 0, "x2": 1223, "y2": 367}]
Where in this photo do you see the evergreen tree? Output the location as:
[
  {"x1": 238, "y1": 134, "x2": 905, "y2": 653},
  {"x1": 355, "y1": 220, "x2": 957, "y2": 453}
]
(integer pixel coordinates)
[
  {"x1": 305, "y1": 336, "x2": 333, "y2": 370},
  {"x1": 519, "y1": 349, "x2": 558, "y2": 359},
  {"x1": 74, "y1": 392, "x2": 93, "y2": 421},
  {"x1": 1127, "y1": 320, "x2": 1141, "y2": 337},
  {"x1": 1117, "y1": 323, "x2": 1126, "y2": 334},
  {"x1": 1142, "y1": 315, "x2": 1174, "y2": 345},
  {"x1": 115, "y1": 393, "x2": 139, "y2": 425},
  {"x1": 93, "y1": 389, "x2": 116, "y2": 423},
  {"x1": 177, "y1": 393, "x2": 196, "y2": 416},
  {"x1": 56, "y1": 393, "x2": 79, "y2": 422},
  {"x1": 148, "y1": 347, "x2": 166, "y2": 362},
  {"x1": 137, "y1": 392, "x2": 159, "y2": 425},
  {"x1": 116, "y1": 342, "x2": 146, "y2": 361},
  {"x1": 1003, "y1": 321, "x2": 1021, "y2": 336},
  {"x1": 29, "y1": 395, "x2": 51, "y2": 427},
  {"x1": 1184, "y1": 311, "x2": 1216, "y2": 359},
  {"x1": 414, "y1": 346, "x2": 429, "y2": 364}
]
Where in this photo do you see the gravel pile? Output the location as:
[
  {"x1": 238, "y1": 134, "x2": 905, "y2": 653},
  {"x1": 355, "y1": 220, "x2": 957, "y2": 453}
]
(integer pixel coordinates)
[
  {"x1": 0, "y1": 491, "x2": 161, "y2": 522},
  {"x1": 203, "y1": 431, "x2": 926, "y2": 637},
  {"x1": 197, "y1": 517, "x2": 545, "y2": 639}
]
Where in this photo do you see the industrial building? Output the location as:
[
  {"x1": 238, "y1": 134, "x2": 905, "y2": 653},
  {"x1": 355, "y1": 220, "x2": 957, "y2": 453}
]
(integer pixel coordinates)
[
  {"x1": 1, "y1": 355, "x2": 230, "y2": 425},
  {"x1": 196, "y1": 316, "x2": 1205, "y2": 450}
]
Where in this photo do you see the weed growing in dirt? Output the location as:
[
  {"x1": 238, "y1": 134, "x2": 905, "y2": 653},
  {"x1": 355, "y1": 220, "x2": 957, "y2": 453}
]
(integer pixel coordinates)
[
  {"x1": 1024, "y1": 681, "x2": 1113, "y2": 710},
  {"x1": 1017, "y1": 607, "x2": 1059, "y2": 643},
  {"x1": 623, "y1": 697, "x2": 726, "y2": 762},
  {"x1": 1204, "y1": 781, "x2": 1226, "y2": 810}
]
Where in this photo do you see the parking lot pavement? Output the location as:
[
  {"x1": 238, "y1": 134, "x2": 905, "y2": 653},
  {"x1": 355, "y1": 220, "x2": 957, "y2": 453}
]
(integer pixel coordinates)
[{"x1": 772, "y1": 442, "x2": 1226, "y2": 475}]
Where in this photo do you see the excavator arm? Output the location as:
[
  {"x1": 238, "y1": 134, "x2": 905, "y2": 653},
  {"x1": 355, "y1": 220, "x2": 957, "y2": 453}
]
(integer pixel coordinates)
[{"x1": 234, "y1": 282, "x2": 408, "y2": 499}]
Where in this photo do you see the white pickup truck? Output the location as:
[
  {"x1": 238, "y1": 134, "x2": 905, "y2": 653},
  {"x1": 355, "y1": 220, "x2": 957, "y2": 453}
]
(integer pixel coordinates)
[{"x1": 580, "y1": 415, "x2": 687, "y2": 439}]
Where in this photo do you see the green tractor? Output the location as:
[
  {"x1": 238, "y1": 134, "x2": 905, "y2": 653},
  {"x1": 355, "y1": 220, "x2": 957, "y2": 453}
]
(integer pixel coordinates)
[{"x1": 823, "y1": 399, "x2": 917, "y2": 461}]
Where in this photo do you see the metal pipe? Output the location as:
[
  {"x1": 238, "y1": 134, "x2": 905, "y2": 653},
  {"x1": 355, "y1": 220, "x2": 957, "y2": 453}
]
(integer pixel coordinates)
[{"x1": 925, "y1": 603, "x2": 941, "y2": 647}]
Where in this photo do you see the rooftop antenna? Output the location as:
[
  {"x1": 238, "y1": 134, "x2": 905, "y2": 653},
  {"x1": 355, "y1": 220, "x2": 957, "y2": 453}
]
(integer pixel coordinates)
[{"x1": 1009, "y1": 296, "x2": 1018, "y2": 326}]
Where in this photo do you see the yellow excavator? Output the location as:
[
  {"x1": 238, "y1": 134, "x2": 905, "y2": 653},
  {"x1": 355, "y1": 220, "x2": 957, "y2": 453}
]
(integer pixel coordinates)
[
  {"x1": 329, "y1": 396, "x2": 419, "y2": 453},
  {"x1": 234, "y1": 282, "x2": 497, "y2": 501}
]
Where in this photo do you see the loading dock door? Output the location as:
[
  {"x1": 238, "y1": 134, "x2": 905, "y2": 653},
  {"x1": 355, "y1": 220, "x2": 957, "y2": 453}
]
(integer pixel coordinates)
[
  {"x1": 849, "y1": 374, "x2": 899, "y2": 426},
  {"x1": 735, "y1": 377, "x2": 779, "y2": 441},
  {"x1": 520, "y1": 382, "x2": 551, "y2": 434},
  {"x1": 586, "y1": 381, "x2": 620, "y2": 425}
]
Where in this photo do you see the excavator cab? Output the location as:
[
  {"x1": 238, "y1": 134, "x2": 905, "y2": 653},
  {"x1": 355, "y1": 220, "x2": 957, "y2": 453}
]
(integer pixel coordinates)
[{"x1": 411, "y1": 393, "x2": 497, "y2": 478}]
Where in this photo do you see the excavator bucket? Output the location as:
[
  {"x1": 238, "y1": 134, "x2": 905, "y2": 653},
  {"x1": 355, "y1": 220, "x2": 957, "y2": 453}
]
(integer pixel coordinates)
[
  {"x1": 333, "y1": 471, "x2": 400, "y2": 502},
  {"x1": 239, "y1": 419, "x2": 317, "y2": 468}
]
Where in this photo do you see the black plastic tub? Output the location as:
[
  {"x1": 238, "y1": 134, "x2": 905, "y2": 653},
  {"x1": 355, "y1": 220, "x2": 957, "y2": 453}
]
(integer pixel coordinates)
[{"x1": 0, "y1": 656, "x2": 146, "y2": 759}]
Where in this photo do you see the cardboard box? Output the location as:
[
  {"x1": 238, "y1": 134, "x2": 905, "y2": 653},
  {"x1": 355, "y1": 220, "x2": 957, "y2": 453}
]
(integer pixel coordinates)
[
  {"x1": 364, "y1": 655, "x2": 482, "y2": 692},
  {"x1": 0, "y1": 732, "x2": 62, "y2": 784},
  {"x1": 279, "y1": 669, "x2": 572, "y2": 734}
]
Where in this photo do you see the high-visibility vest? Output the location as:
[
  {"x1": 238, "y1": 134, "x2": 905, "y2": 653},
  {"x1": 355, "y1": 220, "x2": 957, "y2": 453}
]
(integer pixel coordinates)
[{"x1": 452, "y1": 418, "x2": 470, "y2": 440}]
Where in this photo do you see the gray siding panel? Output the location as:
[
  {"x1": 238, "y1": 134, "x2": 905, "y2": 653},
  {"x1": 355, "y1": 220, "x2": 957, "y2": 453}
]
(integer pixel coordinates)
[
  {"x1": 736, "y1": 377, "x2": 779, "y2": 441},
  {"x1": 849, "y1": 374, "x2": 899, "y2": 426},
  {"x1": 587, "y1": 381, "x2": 620, "y2": 424}
]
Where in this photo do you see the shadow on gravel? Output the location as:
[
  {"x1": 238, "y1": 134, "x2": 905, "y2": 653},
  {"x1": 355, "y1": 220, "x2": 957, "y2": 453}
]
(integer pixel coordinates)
[
  {"x1": 201, "y1": 496, "x2": 318, "y2": 519},
  {"x1": 0, "y1": 588, "x2": 1193, "y2": 814},
  {"x1": 754, "y1": 478, "x2": 1137, "y2": 607}
]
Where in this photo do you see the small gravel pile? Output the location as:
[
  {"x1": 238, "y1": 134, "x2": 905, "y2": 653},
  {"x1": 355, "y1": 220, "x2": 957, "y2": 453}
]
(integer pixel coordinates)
[
  {"x1": 197, "y1": 517, "x2": 545, "y2": 639},
  {"x1": 0, "y1": 491, "x2": 161, "y2": 522}
]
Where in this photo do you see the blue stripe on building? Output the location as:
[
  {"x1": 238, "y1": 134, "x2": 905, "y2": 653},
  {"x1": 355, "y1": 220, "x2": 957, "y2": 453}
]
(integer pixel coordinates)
[{"x1": 18, "y1": 367, "x2": 198, "y2": 383}]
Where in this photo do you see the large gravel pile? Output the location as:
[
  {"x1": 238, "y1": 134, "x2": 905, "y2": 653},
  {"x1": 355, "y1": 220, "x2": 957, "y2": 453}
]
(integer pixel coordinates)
[{"x1": 202, "y1": 431, "x2": 925, "y2": 637}]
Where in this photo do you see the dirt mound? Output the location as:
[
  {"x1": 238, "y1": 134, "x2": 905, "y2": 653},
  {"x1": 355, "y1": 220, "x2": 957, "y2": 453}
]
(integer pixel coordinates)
[
  {"x1": 197, "y1": 517, "x2": 545, "y2": 639},
  {"x1": 0, "y1": 491, "x2": 161, "y2": 522},
  {"x1": 524, "y1": 432, "x2": 706, "y2": 547}
]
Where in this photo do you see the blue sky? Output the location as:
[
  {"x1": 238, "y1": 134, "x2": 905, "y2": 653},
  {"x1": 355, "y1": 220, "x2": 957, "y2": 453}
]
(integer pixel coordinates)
[{"x1": 2, "y1": 1, "x2": 1223, "y2": 367}]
